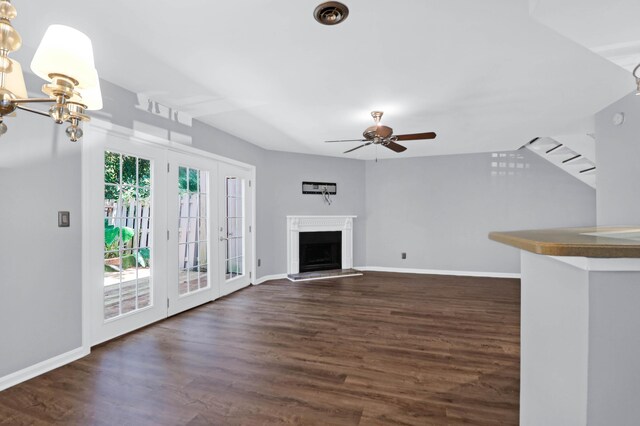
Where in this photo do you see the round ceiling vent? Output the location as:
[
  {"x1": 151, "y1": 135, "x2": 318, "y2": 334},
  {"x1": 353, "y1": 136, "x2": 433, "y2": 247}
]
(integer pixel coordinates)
[{"x1": 314, "y1": 2, "x2": 349, "y2": 26}]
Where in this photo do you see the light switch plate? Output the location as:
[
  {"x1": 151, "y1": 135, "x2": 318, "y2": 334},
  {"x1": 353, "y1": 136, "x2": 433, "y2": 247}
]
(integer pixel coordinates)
[{"x1": 58, "y1": 211, "x2": 70, "y2": 227}]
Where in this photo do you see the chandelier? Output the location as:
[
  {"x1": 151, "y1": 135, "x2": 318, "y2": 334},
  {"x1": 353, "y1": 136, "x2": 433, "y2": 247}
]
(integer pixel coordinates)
[{"x1": 0, "y1": 0, "x2": 102, "y2": 142}]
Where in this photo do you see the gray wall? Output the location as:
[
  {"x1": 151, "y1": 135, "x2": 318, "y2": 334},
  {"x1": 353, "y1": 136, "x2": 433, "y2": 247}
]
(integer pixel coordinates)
[
  {"x1": 254, "y1": 151, "x2": 366, "y2": 276},
  {"x1": 0, "y1": 105, "x2": 83, "y2": 377},
  {"x1": 365, "y1": 150, "x2": 596, "y2": 273},
  {"x1": 595, "y1": 92, "x2": 640, "y2": 225}
]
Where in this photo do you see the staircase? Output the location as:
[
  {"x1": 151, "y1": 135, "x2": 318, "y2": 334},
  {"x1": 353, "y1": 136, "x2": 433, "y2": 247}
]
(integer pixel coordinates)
[{"x1": 524, "y1": 135, "x2": 596, "y2": 188}]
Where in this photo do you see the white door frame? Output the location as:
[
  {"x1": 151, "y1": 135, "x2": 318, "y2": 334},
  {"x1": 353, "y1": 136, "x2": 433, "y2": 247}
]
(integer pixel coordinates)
[{"x1": 82, "y1": 119, "x2": 256, "y2": 350}]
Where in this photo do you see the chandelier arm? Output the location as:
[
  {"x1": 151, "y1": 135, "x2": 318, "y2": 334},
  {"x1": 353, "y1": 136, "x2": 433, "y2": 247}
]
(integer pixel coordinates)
[
  {"x1": 16, "y1": 104, "x2": 51, "y2": 118},
  {"x1": 13, "y1": 98, "x2": 58, "y2": 104},
  {"x1": 0, "y1": 1, "x2": 102, "y2": 141}
]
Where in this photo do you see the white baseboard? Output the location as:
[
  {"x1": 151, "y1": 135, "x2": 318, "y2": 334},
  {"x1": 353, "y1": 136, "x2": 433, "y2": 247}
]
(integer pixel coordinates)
[
  {"x1": 356, "y1": 266, "x2": 521, "y2": 279},
  {"x1": 255, "y1": 268, "x2": 520, "y2": 284},
  {"x1": 253, "y1": 273, "x2": 288, "y2": 285},
  {"x1": 0, "y1": 345, "x2": 89, "y2": 392}
]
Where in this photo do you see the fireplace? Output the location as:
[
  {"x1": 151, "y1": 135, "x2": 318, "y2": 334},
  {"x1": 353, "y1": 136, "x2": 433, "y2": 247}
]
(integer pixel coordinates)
[
  {"x1": 299, "y1": 231, "x2": 342, "y2": 272},
  {"x1": 287, "y1": 215, "x2": 356, "y2": 275}
]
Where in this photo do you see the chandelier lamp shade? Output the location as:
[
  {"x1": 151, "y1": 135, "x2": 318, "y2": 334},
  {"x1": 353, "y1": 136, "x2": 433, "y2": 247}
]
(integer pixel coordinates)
[{"x1": 0, "y1": 0, "x2": 102, "y2": 141}]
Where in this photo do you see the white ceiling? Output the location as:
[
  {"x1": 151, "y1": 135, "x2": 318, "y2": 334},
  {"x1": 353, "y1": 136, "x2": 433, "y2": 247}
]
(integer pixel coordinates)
[
  {"x1": 14, "y1": 0, "x2": 635, "y2": 159},
  {"x1": 531, "y1": 0, "x2": 640, "y2": 72}
]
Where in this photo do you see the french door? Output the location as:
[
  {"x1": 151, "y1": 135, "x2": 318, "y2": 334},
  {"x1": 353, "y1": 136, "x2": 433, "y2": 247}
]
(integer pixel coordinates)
[
  {"x1": 167, "y1": 152, "x2": 219, "y2": 316},
  {"x1": 90, "y1": 140, "x2": 168, "y2": 345},
  {"x1": 218, "y1": 163, "x2": 253, "y2": 296},
  {"x1": 87, "y1": 129, "x2": 255, "y2": 345}
]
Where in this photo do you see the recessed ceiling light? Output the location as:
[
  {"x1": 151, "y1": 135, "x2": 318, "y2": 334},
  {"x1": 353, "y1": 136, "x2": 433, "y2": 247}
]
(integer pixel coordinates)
[{"x1": 314, "y1": 2, "x2": 349, "y2": 26}]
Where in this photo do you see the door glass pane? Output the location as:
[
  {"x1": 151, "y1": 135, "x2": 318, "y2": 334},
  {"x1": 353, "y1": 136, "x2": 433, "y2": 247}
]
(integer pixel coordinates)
[
  {"x1": 178, "y1": 166, "x2": 209, "y2": 295},
  {"x1": 104, "y1": 152, "x2": 120, "y2": 184},
  {"x1": 138, "y1": 158, "x2": 151, "y2": 187},
  {"x1": 103, "y1": 150, "x2": 152, "y2": 320},
  {"x1": 225, "y1": 177, "x2": 245, "y2": 280},
  {"x1": 178, "y1": 268, "x2": 188, "y2": 295},
  {"x1": 198, "y1": 264, "x2": 208, "y2": 289},
  {"x1": 236, "y1": 256, "x2": 244, "y2": 276}
]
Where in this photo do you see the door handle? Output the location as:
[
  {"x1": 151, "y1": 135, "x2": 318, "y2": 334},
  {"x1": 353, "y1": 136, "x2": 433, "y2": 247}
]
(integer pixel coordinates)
[{"x1": 219, "y1": 236, "x2": 228, "y2": 241}]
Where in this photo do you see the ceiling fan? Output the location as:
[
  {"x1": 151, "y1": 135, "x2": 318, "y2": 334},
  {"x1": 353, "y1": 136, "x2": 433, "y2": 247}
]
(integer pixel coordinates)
[{"x1": 325, "y1": 111, "x2": 437, "y2": 153}]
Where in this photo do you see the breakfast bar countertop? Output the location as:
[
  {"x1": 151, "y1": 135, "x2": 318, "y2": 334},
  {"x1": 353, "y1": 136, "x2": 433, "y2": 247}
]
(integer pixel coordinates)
[{"x1": 489, "y1": 226, "x2": 640, "y2": 258}]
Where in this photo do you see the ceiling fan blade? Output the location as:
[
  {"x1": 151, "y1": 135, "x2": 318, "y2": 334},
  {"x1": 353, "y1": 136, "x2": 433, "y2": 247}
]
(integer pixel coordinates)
[
  {"x1": 395, "y1": 132, "x2": 437, "y2": 141},
  {"x1": 344, "y1": 142, "x2": 372, "y2": 154},
  {"x1": 325, "y1": 139, "x2": 367, "y2": 143},
  {"x1": 384, "y1": 141, "x2": 407, "y2": 153}
]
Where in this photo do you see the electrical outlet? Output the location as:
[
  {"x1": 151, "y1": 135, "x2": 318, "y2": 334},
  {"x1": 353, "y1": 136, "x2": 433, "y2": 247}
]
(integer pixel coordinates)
[
  {"x1": 258, "y1": 259, "x2": 261, "y2": 267},
  {"x1": 401, "y1": 252, "x2": 407, "y2": 259}
]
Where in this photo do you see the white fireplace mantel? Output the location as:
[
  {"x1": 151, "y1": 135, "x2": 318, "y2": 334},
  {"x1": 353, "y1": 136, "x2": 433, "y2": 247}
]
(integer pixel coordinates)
[{"x1": 286, "y1": 215, "x2": 357, "y2": 275}]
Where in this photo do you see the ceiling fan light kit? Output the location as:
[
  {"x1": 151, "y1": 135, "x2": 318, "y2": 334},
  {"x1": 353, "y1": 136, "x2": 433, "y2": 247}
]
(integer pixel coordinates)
[
  {"x1": 325, "y1": 111, "x2": 437, "y2": 154},
  {"x1": 0, "y1": 0, "x2": 102, "y2": 141}
]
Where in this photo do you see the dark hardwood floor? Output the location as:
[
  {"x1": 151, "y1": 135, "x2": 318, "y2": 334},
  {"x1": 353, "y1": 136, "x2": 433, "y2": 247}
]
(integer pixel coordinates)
[{"x1": 0, "y1": 272, "x2": 520, "y2": 425}]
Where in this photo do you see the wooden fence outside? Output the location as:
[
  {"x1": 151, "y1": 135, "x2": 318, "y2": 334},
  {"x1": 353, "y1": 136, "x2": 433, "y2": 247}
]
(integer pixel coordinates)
[{"x1": 104, "y1": 194, "x2": 204, "y2": 269}]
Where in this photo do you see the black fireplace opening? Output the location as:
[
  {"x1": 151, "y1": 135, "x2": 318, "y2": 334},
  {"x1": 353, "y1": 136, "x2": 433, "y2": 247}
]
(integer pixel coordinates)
[{"x1": 299, "y1": 231, "x2": 342, "y2": 273}]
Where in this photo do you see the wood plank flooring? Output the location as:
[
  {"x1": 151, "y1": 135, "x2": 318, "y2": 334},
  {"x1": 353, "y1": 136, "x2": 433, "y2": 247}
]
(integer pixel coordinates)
[{"x1": 0, "y1": 272, "x2": 520, "y2": 425}]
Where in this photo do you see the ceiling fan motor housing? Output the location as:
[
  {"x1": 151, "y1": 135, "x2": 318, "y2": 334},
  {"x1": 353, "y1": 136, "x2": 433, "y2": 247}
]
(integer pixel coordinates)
[
  {"x1": 323, "y1": 110, "x2": 436, "y2": 154},
  {"x1": 363, "y1": 125, "x2": 393, "y2": 141}
]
